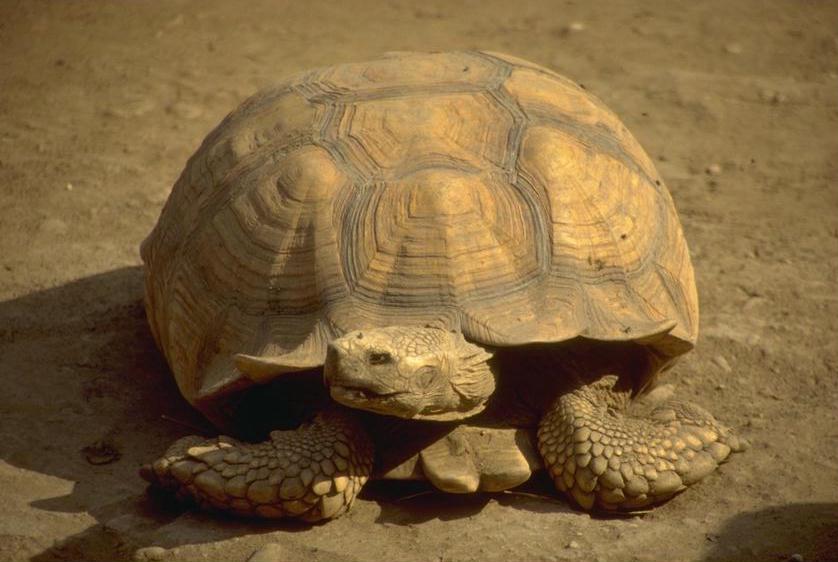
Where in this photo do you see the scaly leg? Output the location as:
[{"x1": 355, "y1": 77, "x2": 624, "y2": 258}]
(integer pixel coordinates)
[
  {"x1": 537, "y1": 375, "x2": 744, "y2": 511},
  {"x1": 141, "y1": 408, "x2": 373, "y2": 521}
]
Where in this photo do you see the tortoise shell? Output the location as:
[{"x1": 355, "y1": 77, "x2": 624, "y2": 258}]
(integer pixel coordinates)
[{"x1": 141, "y1": 51, "x2": 697, "y2": 416}]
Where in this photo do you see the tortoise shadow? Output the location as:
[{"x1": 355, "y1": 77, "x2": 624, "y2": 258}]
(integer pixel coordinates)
[
  {"x1": 364, "y1": 471, "x2": 578, "y2": 527},
  {"x1": 701, "y1": 503, "x2": 838, "y2": 562},
  {"x1": 0, "y1": 267, "x2": 317, "y2": 560},
  {"x1": 0, "y1": 266, "x2": 583, "y2": 560}
]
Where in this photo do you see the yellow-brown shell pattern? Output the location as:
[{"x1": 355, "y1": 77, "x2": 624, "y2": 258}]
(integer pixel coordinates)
[{"x1": 141, "y1": 51, "x2": 698, "y2": 407}]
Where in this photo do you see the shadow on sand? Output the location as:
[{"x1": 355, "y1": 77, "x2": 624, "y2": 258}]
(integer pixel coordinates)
[
  {"x1": 702, "y1": 503, "x2": 838, "y2": 562},
  {"x1": 0, "y1": 267, "x2": 309, "y2": 560},
  {"x1": 0, "y1": 267, "x2": 574, "y2": 561}
]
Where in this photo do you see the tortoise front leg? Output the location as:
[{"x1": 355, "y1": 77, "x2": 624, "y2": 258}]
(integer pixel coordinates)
[
  {"x1": 140, "y1": 407, "x2": 373, "y2": 521},
  {"x1": 537, "y1": 375, "x2": 745, "y2": 511}
]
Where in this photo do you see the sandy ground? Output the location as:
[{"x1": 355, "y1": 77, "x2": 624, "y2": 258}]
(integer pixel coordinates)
[{"x1": 1, "y1": 1, "x2": 837, "y2": 561}]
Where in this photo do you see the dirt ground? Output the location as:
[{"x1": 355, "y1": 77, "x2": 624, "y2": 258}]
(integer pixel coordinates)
[{"x1": 1, "y1": 1, "x2": 837, "y2": 561}]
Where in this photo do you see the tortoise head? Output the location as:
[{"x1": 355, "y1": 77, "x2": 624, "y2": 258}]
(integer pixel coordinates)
[{"x1": 324, "y1": 326, "x2": 495, "y2": 421}]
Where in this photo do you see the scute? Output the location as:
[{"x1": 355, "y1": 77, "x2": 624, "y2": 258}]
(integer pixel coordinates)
[
  {"x1": 308, "y1": 51, "x2": 503, "y2": 99},
  {"x1": 142, "y1": 51, "x2": 698, "y2": 414},
  {"x1": 343, "y1": 92, "x2": 514, "y2": 174}
]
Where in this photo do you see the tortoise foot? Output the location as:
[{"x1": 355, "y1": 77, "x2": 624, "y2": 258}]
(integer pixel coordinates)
[
  {"x1": 141, "y1": 408, "x2": 373, "y2": 521},
  {"x1": 537, "y1": 375, "x2": 744, "y2": 511}
]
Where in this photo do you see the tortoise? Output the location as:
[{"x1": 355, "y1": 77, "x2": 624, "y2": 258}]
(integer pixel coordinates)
[{"x1": 139, "y1": 51, "x2": 743, "y2": 522}]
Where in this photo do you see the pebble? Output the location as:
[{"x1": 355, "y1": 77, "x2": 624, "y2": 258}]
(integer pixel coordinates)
[
  {"x1": 66, "y1": 182, "x2": 74, "y2": 191},
  {"x1": 133, "y1": 546, "x2": 167, "y2": 561},
  {"x1": 82, "y1": 440, "x2": 121, "y2": 465},
  {"x1": 247, "y1": 542, "x2": 285, "y2": 562},
  {"x1": 566, "y1": 540, "x2": 580, "y2": 549},
  {"x1": 724, "y1": 42, "x2": 743, "y2": 54},
  {"x1": 167, "y1": 101, "x2": 203, "y2": 119},
  {"x1": 705, "y1": 163, "x2": 722, "y2": 175},
  {"x1": 558, "y1": 21, "x2": 586, "y2": 35},
  {"x1": 713, "y1": 355, "x2": 733, "y2": 373},
  {"x1": 759, "y1": 89, "x2": 787, "y2": 105},
  {"x1": 788, "y1": 554, "x2": 804, "y2": 562}
]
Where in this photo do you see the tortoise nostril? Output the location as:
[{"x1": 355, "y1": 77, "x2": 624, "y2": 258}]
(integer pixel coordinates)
[{"x1": 367, "y1": 351, "x2": 393, "y2": 365}]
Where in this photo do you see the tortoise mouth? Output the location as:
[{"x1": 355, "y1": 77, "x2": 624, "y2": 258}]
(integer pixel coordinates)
[
  {"x1": 329, "y1": 383, "x2": 419, "y2": 418},
  {"x1": 330, "y1": 383, "x2": 408, "y2": 402}
]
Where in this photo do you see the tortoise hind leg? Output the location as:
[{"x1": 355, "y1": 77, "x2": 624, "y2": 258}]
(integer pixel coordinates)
[
  {"x1": 537, "y1": 375, "x2": 745, "y2": 511},
  {"x1": 141, "y1": 407, "x2": 373, "y2": 521}
]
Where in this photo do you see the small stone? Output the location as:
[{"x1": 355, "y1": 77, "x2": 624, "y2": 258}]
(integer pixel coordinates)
[
  {"x1": 760, "y1": 89, "x2": 787, "y2": 104},
  {"x1": 82, "y1": 440, "x2": 120, "y2": 465},
  {"x1": 724, "y1": 42, "x2": 743, "y2": 54},
  {"x1": 247, "y1": 542, "x2": 284, "y2": 562},
  {"x1": 705, "y1": 163, "x2": 722, "y2": 175},
  {"x1": 568, "y1": 22, "x2": 586, "y2": 32},
  {"x1": 66, "y1": 182, "x2": 74, "y2": 191},
  {"x1": 713, "y1": 355, "x2": 733, "y2": 373},
  {"x1": 167, "y1": 101, "x2": 203, "y2": 119},
  {"x1": 133, "y1": 546, "x2": 167, "y2": 561},
  {"x1": 788, "y1": 554, "x2": 804, "y2": 562},
  {"x1": 567, "y1": 540, "x2": 580, "y2": 549}
]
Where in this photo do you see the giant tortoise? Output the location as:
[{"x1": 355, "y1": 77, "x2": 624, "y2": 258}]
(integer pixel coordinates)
[{"x1": 140, "y1": 51, "x2": 743, "y2": 522}]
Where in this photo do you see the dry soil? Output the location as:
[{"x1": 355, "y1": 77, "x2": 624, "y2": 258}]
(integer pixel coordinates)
[{"x1": 1, "y1": 1, "x2": 837, "y2": 561}]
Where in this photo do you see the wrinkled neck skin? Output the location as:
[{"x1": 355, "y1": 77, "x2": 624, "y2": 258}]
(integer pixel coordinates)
[{"x1": 323, "y1": 327, "x2": 496, "y2": 421}]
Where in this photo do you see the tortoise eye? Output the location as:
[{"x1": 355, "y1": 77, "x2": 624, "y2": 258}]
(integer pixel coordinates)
[{"x1": 368, "y1": 351, "x2": 393, "y2": 365}]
